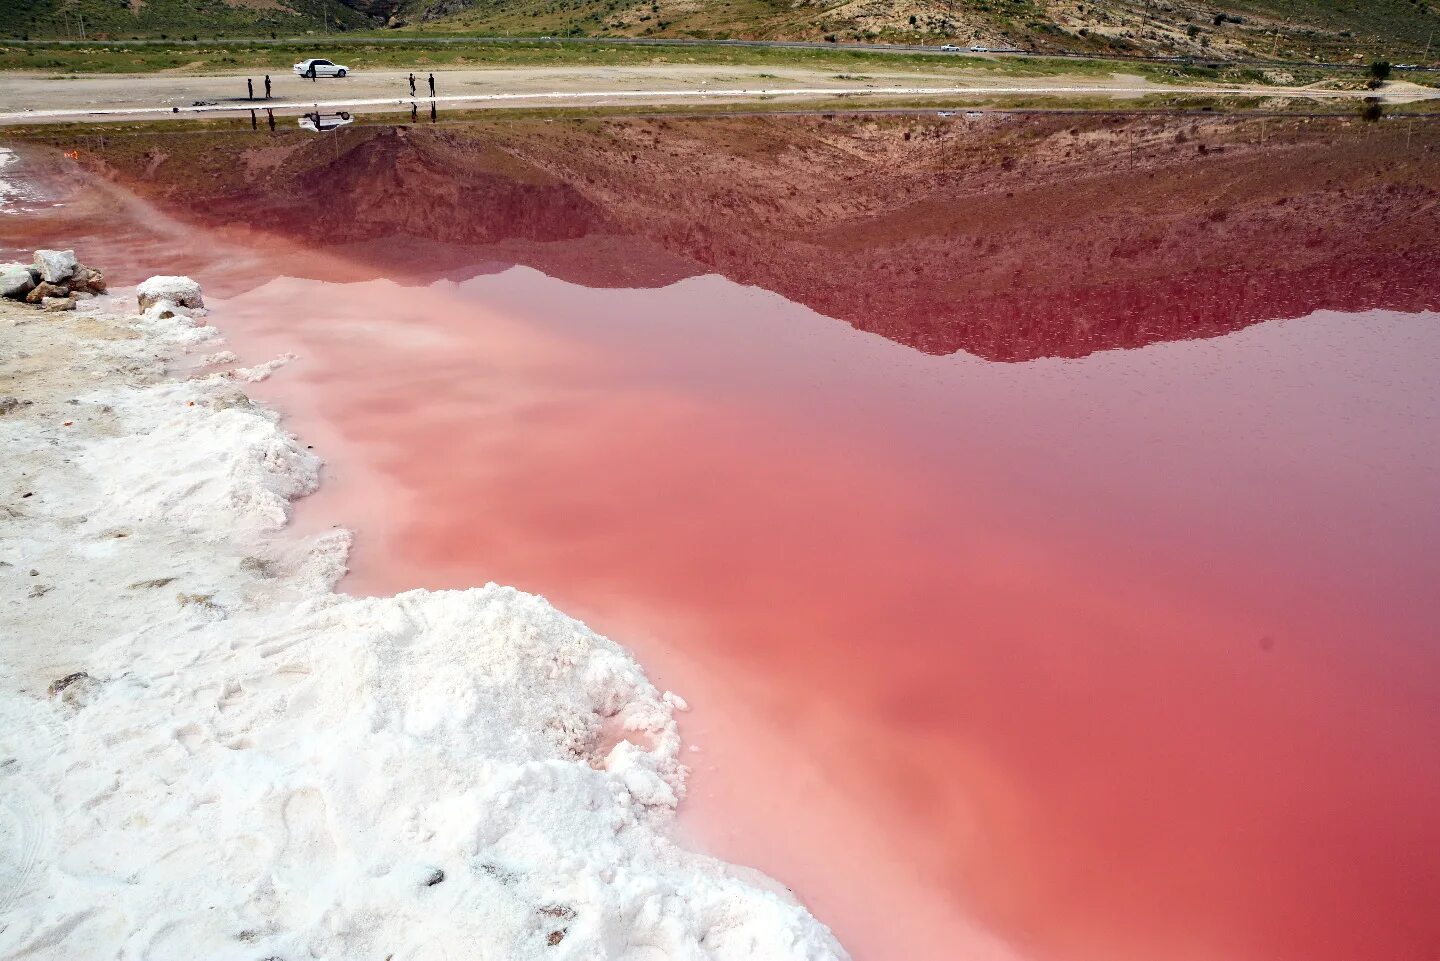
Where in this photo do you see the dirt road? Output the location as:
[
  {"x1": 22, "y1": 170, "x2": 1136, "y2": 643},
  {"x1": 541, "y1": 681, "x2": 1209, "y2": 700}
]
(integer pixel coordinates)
[{"x1": 0, "y1": 65, "x2": 1431, "y2": 125}]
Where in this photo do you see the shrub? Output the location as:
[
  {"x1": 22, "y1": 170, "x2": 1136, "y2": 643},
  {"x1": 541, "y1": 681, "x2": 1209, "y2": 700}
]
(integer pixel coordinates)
[{"x1": 1370, "y1": 60, "x2": 1392, "y2": 81}]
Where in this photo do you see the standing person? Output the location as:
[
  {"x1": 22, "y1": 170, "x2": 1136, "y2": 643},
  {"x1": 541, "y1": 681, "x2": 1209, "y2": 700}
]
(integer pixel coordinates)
[
  {"x1": 266, "y1": 107, "x2": 275, "y2": 132},
  {"x1": 264, "y1": 74, "x2": 272, "y2": 99},
  {"x1": 427, "y1": 72, "x2": 435, "y2": 97},
  {"x1": 408, "y1": 72, "x2": 416, "y2": 96},
  {"x1": 249, "y1": 108, "x2": 257, "y2": 130},
  {"x1": 247, "y1": 78, "x2": 254, "y2": 100}
]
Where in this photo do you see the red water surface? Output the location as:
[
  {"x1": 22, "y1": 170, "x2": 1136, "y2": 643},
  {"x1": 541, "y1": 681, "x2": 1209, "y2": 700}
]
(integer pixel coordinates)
[
  {"x1": 206, "y1": 267, "x2": 1440, "y2": 961},
  {"x1": 7, "y1": 130, "x2": 1440, "y2": 961}
]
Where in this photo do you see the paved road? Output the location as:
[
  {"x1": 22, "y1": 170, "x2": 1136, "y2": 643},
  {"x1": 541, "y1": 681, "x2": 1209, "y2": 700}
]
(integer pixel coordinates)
[{"x1": 13, "y1": 33, "x2": 1434, "y2": 73}]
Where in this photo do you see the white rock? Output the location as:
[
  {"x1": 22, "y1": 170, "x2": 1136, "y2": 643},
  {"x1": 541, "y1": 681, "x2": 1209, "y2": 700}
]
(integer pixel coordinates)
[
  {"x1": 137, "y1": 275, "x2": 204, "y2": 310},
  {"x1": 33, "y1": 248, "x2": 78, "y2": 284},
  {"x1": 0, "y1": 262, "x2": 34, "y2": 299}
]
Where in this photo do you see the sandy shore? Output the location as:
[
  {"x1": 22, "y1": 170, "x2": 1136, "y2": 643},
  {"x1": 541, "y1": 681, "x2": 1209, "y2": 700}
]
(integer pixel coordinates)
[
  {"x1": 0, "y1": 287, "x2": 846, "y2": 959},
  {"x1": 2, "y1": 64, "x2": 1432, "y2": 125}
]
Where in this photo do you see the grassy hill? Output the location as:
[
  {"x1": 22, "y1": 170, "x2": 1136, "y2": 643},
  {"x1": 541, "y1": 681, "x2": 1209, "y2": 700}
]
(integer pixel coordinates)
[
  {"x1": 3, "y1": 0, "x2": 371, "y2": 40},
  {"x1": 405, "y1": 0, "x2": 1437, "y2": 60},
  {"x1": 4, "y1": 0, "x2": 1437, "y2": 61}
]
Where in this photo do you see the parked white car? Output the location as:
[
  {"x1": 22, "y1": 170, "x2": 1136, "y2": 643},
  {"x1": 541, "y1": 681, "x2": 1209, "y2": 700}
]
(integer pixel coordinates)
[{"x1": 293, "y1": 58, "x2": 350, "y2": 78}]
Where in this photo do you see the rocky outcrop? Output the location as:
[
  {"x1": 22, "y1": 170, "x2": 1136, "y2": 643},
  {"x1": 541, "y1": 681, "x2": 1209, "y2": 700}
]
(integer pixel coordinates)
[
  {"x1": 2, "y1": 250, "x2": 106, "y2": 313},
  {"x1": 338, "y1": 0, "x2": 406, "y2": 16}
]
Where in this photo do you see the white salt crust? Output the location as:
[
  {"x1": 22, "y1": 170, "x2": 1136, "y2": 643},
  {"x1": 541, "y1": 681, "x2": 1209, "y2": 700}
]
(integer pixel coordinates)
[{"x1": 0, "y1": 292, "x2": 847, "y2": 961}]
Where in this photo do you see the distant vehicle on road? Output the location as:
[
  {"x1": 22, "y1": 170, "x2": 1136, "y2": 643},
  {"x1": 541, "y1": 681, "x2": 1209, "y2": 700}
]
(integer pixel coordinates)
[
  {"x1": 293, "y1": 58, "x2": 350, "y2": 79},
  {"x1": 969, "y1": 45, "x2": 990, "y2": 52},
  {"x1": 299, "y1": 111, "x2": 353, "y2": 132},
  {"x1": 940, "y1": 44, "x2": 960, "y2": 52}
]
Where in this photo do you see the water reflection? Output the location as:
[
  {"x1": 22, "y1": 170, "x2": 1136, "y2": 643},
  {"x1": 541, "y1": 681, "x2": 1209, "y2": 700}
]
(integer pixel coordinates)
[
  {"x1": 18, "y1": 112, "x2": 1440, "y2": 359},
  {"x1": 3, "y1": 112, "x2": 1440, "y2": 961}
]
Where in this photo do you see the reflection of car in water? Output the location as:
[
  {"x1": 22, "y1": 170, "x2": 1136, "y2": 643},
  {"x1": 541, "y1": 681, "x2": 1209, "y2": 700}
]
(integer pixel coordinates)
[
  {"x1": 293, "y1": 58, "x2": 350, "y2": 78},
  {"x1": 299, "y1": 111, "x2": 354, "y2": 132}
]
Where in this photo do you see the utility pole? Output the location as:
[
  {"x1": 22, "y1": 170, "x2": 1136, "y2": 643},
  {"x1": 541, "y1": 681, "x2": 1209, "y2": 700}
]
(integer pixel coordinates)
[{"x1": 1424, "y1": 29, "x2": 1434, "y2": 64}]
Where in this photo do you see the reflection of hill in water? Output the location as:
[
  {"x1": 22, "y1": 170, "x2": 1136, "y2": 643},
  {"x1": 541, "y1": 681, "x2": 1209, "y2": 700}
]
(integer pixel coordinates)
[{"x1": 81, "y1": 114, "x2": 1440, "y2": 361}]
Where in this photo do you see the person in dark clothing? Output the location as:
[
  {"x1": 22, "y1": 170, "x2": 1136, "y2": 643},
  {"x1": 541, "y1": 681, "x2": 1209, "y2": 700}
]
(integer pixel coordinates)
[
  {"x1": 247, "y1": 78, "x2": 254, "y2": 100},
  {"x1": 264, "y1": 75, "x2": 272, "y2": 99},
  {"x1": 430, "y1": 101, "x2": 437, "y2": 123},
  {"x1": 427, "y1": 73, "x2": 435, "y2": 97},
  {"x1": 267, "y1": 107, "x2": 275, "y2": 132},
  {"x1": 410, "y1": 101, "x2": 418, "y2": 123},
  {"x1": 249, "y1": 108, "x2": 257, "y2": 130},
  {"x1": 408, "y1": 73, "x2": 417, "y2": 96}
]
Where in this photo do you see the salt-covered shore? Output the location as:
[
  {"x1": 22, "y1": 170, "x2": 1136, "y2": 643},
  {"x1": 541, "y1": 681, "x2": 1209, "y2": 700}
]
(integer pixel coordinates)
[{"x1": 0, "y1": 279, "x2": 847, "y2": 959}]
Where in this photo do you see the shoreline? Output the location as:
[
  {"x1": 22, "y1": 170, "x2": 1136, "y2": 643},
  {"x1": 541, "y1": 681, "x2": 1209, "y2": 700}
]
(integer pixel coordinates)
[
  {"x1": 0, "y1": 284, "x2": 848, "y2": 959},
  {"x1": 1, "y1": 81, "x2": 1423, "y2": 126}
]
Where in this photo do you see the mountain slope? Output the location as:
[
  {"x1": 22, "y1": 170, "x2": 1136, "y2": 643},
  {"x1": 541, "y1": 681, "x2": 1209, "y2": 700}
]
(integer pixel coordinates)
[
  {"x1": 4, "y1": 0, "x2": 371, "y2": 40},
  {"x1": 396, "y1": 0, "x2": 1438, "y2": 59},
  {"x1": 5, "y1": 0, "x2": 1438, "y2": 59}
]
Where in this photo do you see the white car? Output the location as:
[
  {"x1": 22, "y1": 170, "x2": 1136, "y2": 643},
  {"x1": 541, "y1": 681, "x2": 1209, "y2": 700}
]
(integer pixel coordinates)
[
  {"x1": 940, "y1": 44, "x2": 960, "y2": 52},
  {"x1": 299, "y1": 111, "x2": 353, "y2": 132},
  {"x1": 293, "y1": 58, "x2": 350, "y2": 78},
  {"x1": 969, "y1": 45, "x2": 989, "y2": 52}
]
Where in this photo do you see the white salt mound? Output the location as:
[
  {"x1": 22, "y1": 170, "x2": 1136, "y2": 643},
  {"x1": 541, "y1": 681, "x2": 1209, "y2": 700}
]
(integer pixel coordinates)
[
  {"x1": 136, "y1": 274, "x2": 205, "y2": 310},
  {"x1": 0, "y1": 291, "x2": 848, "y2": 960}
]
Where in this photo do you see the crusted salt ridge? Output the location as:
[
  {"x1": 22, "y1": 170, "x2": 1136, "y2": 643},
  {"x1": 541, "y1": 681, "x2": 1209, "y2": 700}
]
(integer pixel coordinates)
[{"x1": 0, "y1": 295, "x2": 848, "y2": 961}]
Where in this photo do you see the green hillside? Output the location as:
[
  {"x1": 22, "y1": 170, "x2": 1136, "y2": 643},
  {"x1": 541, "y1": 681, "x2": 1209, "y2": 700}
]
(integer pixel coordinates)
[
  {"x1": 4, "y1": 0, "x2": 371, "y2": 40},
  {"x1": 406, "y1": 0, "x2": 1437, "y2": 60},
  {"x1": 3, "y1": 0, "x2": 1437, "y2": 61}
]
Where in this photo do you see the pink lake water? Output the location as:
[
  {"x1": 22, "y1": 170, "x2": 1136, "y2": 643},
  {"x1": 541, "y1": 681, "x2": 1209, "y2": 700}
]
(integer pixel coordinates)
[
  {"x1": 6, "y1": 114, "x2": 1440, "y2": 961},
  {"x1": 221, "y1": 271, "x2": 1440, "y2": 961}
]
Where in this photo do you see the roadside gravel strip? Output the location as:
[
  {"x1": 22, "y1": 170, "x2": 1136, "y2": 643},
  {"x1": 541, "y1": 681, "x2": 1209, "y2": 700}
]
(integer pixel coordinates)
[{"x1": 1, "y1": 83, "x2": 1428, "y2": 124}]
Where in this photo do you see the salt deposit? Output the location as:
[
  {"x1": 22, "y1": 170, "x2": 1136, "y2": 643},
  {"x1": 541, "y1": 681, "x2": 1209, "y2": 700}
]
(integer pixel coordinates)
[
  {"x1": 0, "y1": 287, "x2": 846, "y2": 960},
  {"x1": 0, "y1": 147, "x2": 35, "y2": 214},
  {"x1": 136, "y1": 274, "x2": 205, "y2": 310}
]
